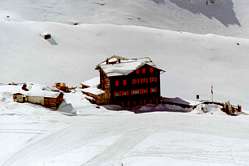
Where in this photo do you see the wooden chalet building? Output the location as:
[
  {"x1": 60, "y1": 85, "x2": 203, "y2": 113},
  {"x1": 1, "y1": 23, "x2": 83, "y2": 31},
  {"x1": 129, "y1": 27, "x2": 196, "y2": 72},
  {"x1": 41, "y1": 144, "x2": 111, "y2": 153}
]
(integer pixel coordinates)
[{"x1": 84, "y1": 56, "x2": 165, "y2": 108}]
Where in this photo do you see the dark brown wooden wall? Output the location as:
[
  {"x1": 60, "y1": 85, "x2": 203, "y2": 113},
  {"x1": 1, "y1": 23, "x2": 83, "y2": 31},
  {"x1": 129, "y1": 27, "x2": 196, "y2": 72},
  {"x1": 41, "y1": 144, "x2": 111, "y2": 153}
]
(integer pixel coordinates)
[{"x1": 108, "y1": 64, "x2": 161, "y2": 107}]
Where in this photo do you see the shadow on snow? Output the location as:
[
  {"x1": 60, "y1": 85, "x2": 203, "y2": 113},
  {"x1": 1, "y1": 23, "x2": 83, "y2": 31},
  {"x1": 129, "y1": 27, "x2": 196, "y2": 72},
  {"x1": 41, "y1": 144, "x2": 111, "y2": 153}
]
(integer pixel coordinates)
[{"x1": 152, "y1": 0, "x2": 241, "y2": 27}]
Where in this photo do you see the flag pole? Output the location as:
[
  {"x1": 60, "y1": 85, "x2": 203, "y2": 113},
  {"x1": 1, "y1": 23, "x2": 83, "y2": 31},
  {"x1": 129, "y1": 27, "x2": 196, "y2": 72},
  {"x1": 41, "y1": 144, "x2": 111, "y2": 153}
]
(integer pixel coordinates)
[{"x1": 211, "y1": 85, "x2": 214, "y2": 102}]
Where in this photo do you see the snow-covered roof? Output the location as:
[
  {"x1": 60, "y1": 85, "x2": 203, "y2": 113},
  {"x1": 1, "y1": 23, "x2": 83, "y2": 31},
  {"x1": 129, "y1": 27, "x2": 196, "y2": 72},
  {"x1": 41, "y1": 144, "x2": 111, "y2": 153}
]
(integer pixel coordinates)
[
  {"x1": 81, "y1": 77, "x2": 100, "y2": 87},
  {"x1": 96, "y1": 56, "x2": 165, "y2": 77},
  {"x1": 162, "y1": 97, "x2": 199, "y2": 107},
  {"x1": 23, "y1": 90, "x2": 61, "y2": 98},
  {"x1": 14, "y1": 84, "x2": 62, "y2": 98},
  {"x1": 82, "y1": 87, "x2": 104, "y2": 96}
]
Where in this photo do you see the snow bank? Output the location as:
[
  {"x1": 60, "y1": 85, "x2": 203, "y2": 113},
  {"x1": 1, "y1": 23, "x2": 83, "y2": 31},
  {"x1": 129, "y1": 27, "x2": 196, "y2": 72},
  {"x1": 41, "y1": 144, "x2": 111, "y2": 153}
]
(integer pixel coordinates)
[{"x1": 193, "y1": 103, "x2": 226, "y2": 115}]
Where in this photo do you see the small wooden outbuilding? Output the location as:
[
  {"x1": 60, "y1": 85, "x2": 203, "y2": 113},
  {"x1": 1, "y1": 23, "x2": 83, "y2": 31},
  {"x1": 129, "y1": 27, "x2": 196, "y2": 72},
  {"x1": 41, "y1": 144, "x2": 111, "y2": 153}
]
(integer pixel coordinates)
[
  {"x1": 55, "y1": 83, "x2": 71, "y2": 93},
  {"x1": 13, "y1": 90, "x2": 64, "y2": 109}
]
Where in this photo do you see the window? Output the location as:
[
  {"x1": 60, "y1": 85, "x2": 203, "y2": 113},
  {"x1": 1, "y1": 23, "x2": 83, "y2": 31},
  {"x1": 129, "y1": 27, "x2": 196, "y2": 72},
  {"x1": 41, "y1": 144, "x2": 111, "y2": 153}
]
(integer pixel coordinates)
[
  {"x1": 140, "y1": 89, "x2": 145, "y2": 95},
  {"x1": 123, "y1": 80, "x2": 127, "y2": 86},
  {"x1": 132, "y1": 79, "x2": 137, "y2": 85},
  {"x1": 114, "y1": 91, "x2": 120, "y2": 97},
  {"x1": 136, "y1": 79, "x2": 140, "y2": 84},
  {"x1": 115, "y1": 80, "x2": 119, "y2": 87},
  {"x1": 131, "y1": 89, "x2": 140, "y2": 95},
  {"x1": 140, "y1": 89, "x2": 148, "y2": 94},
  {"x1": 140, "y1": 78, "x2": 145, "y2": 84},
  {"x1": 142, "y1": 68, "x2": 146, "y2": 74},
  {"x1": 150, "y1": 67, "x2": 154, "y2": 74},
  {"x1": 140, "y1": 78, "x2": 148, "y2": 84},
  {"x1": 150, "y1": 78, "x2": 153, "y2": 83},
  {"x1": 123, "y1": 91, "x2": 129, "y2": 96},
  {"x1": 150, "y1": 87, "x2": 157, "y2": 93},
  {"x1": 136, "y1": 69, "x2": 140, "y2": 74},
  {"x1": 114, "y1": 91, "x2": 129, "y2": 97},
  {"x1": 150, "y1": 77, "x2": 158, "y2": 83}
]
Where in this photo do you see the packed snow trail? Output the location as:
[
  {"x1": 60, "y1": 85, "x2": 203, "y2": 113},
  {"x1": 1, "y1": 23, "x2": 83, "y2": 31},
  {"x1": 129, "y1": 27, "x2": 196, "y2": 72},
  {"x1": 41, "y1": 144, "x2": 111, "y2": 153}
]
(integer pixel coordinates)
[
  {"x1": 82, "y1": 128, "x2": 153, "y2": 166},
  {"x1": 2, "y1": 115, "x2": 141, "y2": 166}
]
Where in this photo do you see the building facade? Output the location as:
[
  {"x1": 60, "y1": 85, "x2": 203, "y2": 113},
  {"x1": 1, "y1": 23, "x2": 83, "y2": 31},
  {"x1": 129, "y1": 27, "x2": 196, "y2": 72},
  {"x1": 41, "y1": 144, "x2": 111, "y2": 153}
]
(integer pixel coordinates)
[
  {"x1": 86, "y1": 56, "x2": 165, "y2": 108},
  {"x1": 109, "y1": 64, "x2": 161, "y2": 107}
]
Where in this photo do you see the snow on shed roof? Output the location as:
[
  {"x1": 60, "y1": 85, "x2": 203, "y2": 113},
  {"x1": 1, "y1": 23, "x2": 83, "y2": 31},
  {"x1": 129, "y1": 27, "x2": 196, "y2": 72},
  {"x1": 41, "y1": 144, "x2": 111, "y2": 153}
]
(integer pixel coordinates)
[
  {"x1": 82, "y1": 87, "x2": 104, "y2": 96},
  {"x1": 15, "y1": 84, "x2": 62, "y2": 98},
  {"x1": 96, "y1": 56, "x2": 165, "y2": 77},
  {"x1": 24, "y1": 90, "x2": 61, "y2": 98},
  {"x1": 81, "y1": 77, "x2": 100, "y2": 87}
]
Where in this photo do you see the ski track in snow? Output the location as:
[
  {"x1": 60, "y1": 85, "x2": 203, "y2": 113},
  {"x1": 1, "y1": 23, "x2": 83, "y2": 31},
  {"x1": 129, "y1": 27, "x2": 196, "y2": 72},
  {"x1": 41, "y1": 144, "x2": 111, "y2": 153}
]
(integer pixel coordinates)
[
  {"x1": 2, "y1": 115, "x2": 142, "y2": 166},
  {"x1": 1, "y1": 110, "x2": 249, "y2": 166},
  {"x1": 82, "y1": 128, "x2": 153, "y2": 166}
]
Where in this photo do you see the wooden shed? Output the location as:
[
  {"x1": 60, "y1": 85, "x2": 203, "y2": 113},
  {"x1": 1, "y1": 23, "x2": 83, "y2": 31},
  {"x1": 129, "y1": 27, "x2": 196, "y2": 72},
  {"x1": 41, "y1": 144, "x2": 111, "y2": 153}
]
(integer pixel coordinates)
[
  {"x1": 13, "y1": 90, "x2": 64, "y2": 109},
  {"x1": 13, "y1": 93, "x2": 26, "y2": 103},
  {"x1": 55, "y1": 83, "x2": 71, "y2": 93}
]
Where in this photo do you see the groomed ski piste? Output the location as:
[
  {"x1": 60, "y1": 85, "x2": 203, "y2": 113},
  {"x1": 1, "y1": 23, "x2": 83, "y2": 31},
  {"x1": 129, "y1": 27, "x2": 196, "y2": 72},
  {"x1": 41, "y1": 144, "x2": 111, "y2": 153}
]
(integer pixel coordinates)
[{"x1": 1, "y1": 0, "x2": 249, "y2": 165}]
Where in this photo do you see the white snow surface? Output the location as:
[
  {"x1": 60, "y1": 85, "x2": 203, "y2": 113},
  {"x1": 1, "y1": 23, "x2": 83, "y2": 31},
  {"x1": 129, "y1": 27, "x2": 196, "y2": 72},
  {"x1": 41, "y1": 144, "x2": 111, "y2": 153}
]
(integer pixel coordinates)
[{"x1": 1, "y1": 86, "x2": 249, "y2": 166}]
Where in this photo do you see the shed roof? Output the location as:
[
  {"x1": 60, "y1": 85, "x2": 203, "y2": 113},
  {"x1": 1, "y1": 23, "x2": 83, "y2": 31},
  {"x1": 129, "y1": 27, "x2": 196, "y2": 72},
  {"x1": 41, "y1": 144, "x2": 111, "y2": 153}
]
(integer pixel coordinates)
[
  {"x1": 81, "y1": 77, "x2": 100, "y2": 88},
  {"x1": 82, "y1": 87, "x2": 105, "y2": 96},
  {"x1": 24, "y1": 90, "x2": 62, "y2": 98},
  {"x1": 96, "y1": 56, "x2": 165, "y2": 77},
  {"x1": 14, "y1": 84, "x2": 62, "y2": 98}
]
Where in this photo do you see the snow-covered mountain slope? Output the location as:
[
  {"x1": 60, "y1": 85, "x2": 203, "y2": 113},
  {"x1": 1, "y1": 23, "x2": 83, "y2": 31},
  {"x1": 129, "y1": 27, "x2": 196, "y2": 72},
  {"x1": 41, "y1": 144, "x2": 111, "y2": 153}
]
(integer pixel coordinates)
[
  {"x1": 1, "y1": 20, "x2": 249, "y2": 108},
  {"x1": 0, "y1": 0, "x2": 248, "y2": 37}
]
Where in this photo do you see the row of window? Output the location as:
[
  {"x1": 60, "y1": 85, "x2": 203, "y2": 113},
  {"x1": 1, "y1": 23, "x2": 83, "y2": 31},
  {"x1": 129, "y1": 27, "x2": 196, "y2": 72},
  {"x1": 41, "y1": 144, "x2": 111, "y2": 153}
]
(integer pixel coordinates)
[
  {"x1": 132, "y1": 77, "x2": 158, "y2": 85},
  {"x1": 113, "y1": 88, "x2": 158, "y2": 97},
  {"x1": 135, "y1": 67, "x2": 155, "y2": 75},
  {"x1": 115, "y1": 80, "x2": 127, "y2": 87},
  {"x1": 115, "y1": 77, "x2": 158, "y2": 87}
]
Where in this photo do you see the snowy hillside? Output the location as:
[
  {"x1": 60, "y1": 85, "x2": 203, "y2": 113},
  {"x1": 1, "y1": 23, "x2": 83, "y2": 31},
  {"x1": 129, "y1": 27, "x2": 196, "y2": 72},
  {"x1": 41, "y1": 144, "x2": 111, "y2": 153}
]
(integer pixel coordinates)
[
  {"x1": 0, "y1": 0, "x2": 248, "y2": 37},
  {"x1": 1, "y1": 19, "x2": 249, "y2": 108},
  {"x1": 1, "y1": 1, "x2": 249, "y2": 165}
]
